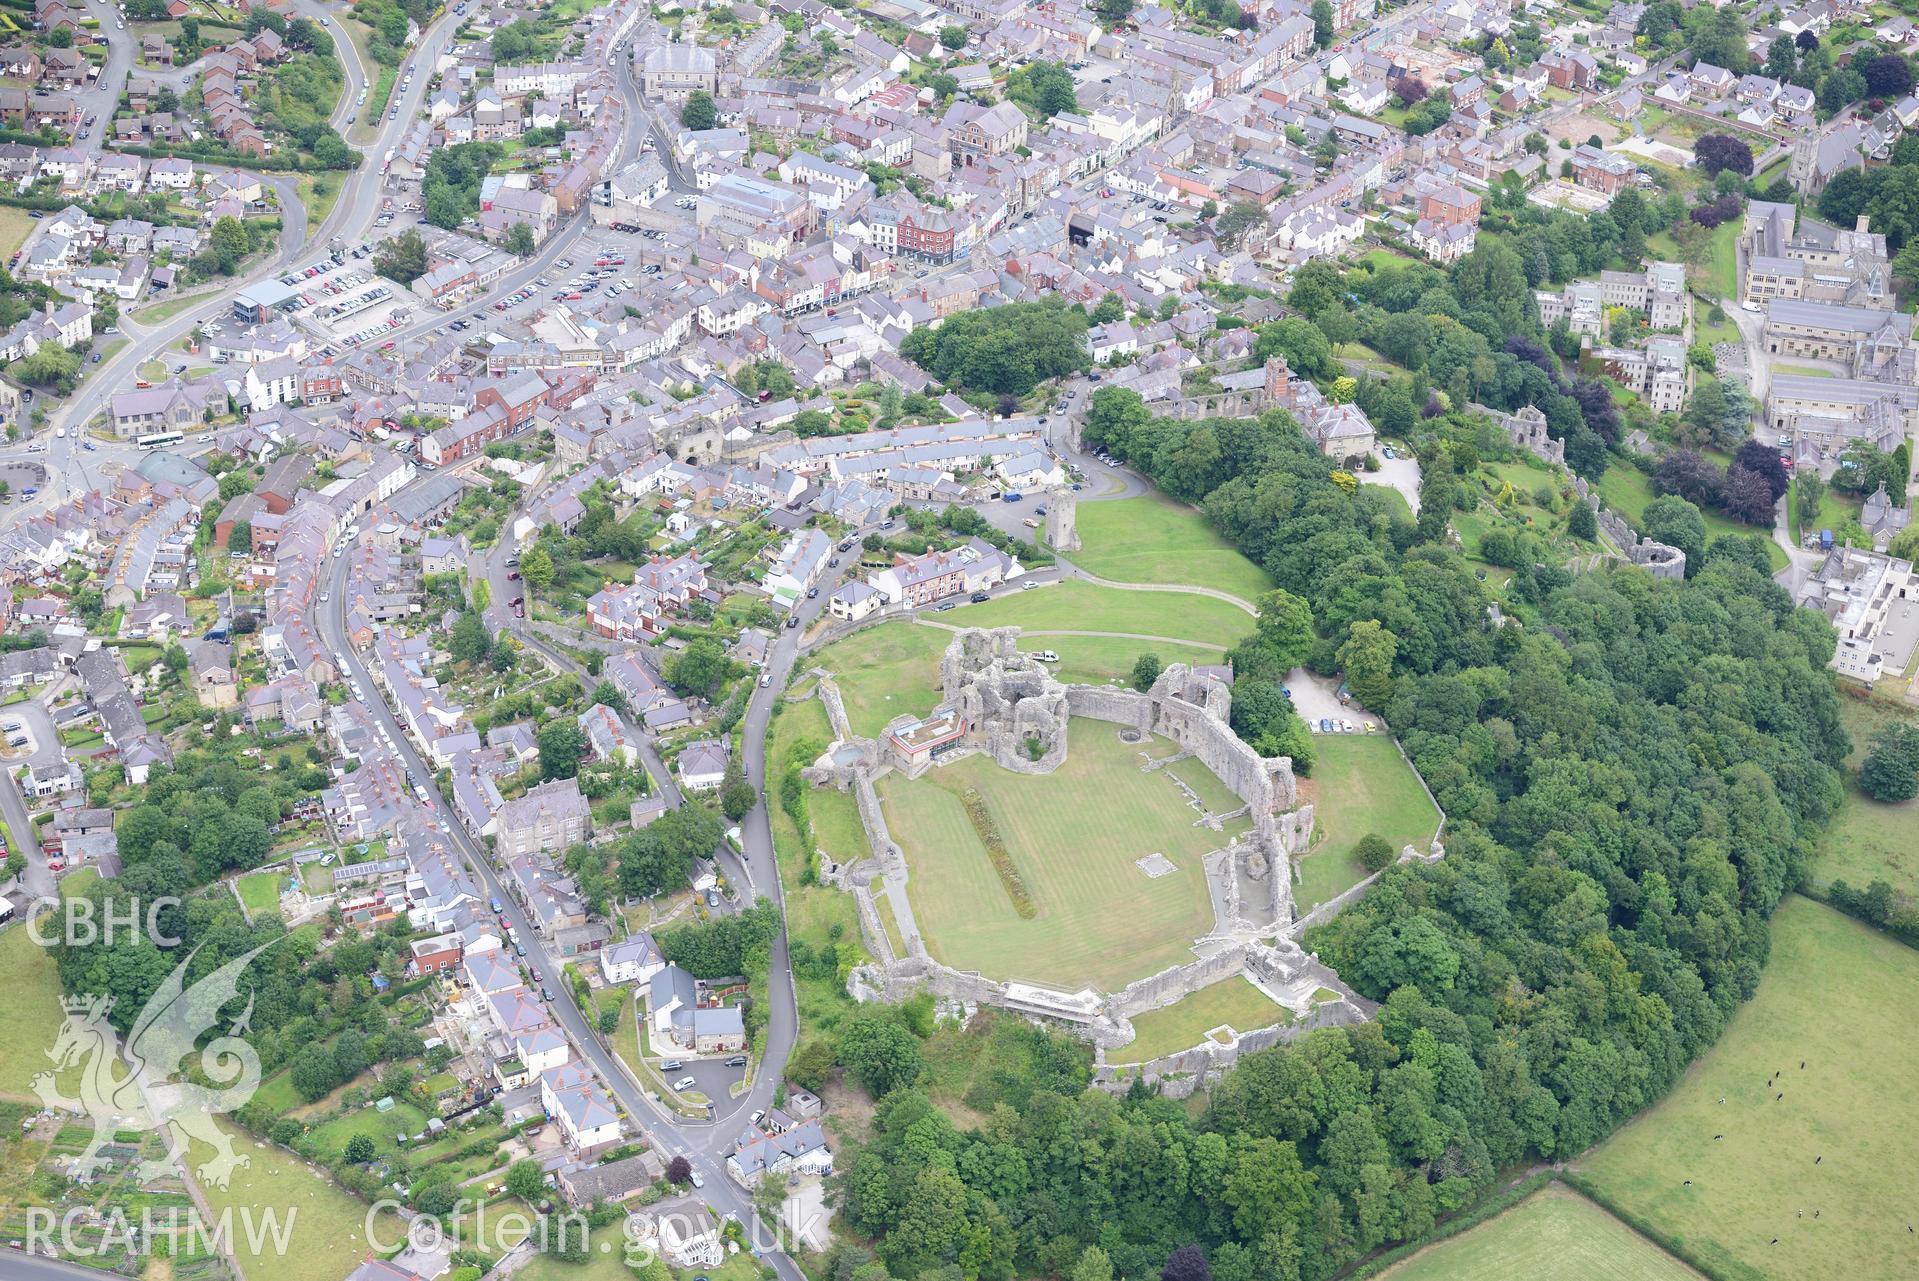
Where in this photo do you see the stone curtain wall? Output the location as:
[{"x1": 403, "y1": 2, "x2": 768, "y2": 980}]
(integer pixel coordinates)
[{"x1": 1092, "y1": 997, "x2": 1373, "y2": 1100}]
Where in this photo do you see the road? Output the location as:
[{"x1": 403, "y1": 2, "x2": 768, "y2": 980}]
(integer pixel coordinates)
[
  {"x1": 290, "y1": 0, "x2": 370, "y2": 135},
  {"x1": 321, "y1": 514, "x2": 814, "y2": 1275},
  {"x1": 42, "y1": 11, "x2": 463, "y2": 458},
  {"x1": 73, "y1": 0, "x2": 133, "y2": 154}
]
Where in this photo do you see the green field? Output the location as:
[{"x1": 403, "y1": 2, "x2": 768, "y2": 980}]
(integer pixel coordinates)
[
  {"x1": 878, "y1": 720, "x2": 1226, "y2": 991},
  {"x1": 0, "y1": 912, "x2": 66, "y2": 1099},
  {"x1": 1069, "y1": 493, "x2": 1272, "y2": 604},
  {"x1": 190, "y1": 1118, "x2": 397, "y2": 1281},
  {"x1": 236, "y1": 869, "x2": 283, "y2": 914},
  {"x1": 814, "y1": 622, "x2": 947, "y2": 738},
  {"x1": 1575, "y1": 897, "x2": 1919, "y2": 1281},
  {"x1": 1378, "y1": 1185, "x2": 1702, "y2": 1281},
  {"x1": 0, "y1": 206, "x2": 35, "y2": 260},
  {"x1": 1595, "y1": 465, "x2": 1788, "y2": 572},
  {"x1": 1113, "y1": 977, "x2": 1285, "y2": 1063},
  {"x1": 1019, "y1": 634, "x2": 1226, "y2": 687},
  {"x1": 944, "y1": 579, "x2": 1257, "y2": 646},
  {"x1": 1295, "y1": 735, "x2": 1441, "y2": 911},
  {"x1": 1811, "y1": 693, "x2": 1919, "y2": 898}
]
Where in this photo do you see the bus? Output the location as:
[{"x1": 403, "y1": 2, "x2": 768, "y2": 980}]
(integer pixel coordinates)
[{"x1": 137, "y1": 431, "x2": 183, "y2": 450}]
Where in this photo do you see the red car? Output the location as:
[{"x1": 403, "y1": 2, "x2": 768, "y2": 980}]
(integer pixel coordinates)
[{"x1": 507, "y1": 570, "x2": 520, "y2": 580}]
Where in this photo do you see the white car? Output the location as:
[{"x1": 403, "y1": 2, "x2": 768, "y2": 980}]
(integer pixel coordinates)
[
  {"x1": 53, "y1": 428, "x2": 64, "y2": 438},
  {"x1": 672, "y1": 1076, "x2": 696, "y2": 1091}
]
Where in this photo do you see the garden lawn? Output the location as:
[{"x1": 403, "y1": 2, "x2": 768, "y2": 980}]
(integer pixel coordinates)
[
  {"x1": 944, "y1": 579, "x2": 1256, "y2": 647},
  {"x1": 1020, "y1": 634, "x2": 1226, "y2": 688},
  {"x1": 1113, "y1": 977, "x2": 1285, "y2": 1063},
  {"x1": 304, "y1": 1099, "x2": 429, "y2": 1164},
  {"x1": 0, "y1": 913, "x2": 66, "y2": 1099},
  {"x1": 189, "y1": 1118, "x2": 398, "y2": 1281},
  {"x1": 878, "y1": 720, "x2": 1224, "y2": 991},
  {"x1": 236, "y1": 870, "x2": 282, "y2": 914},
  {"x1": 1595, "y1": 465, "x2": 1787, "y2": 571},
  {"x1": 1790, "y1": 475, "x2": 1862, "y2": 544},
  {"x1": 1293, "y1": 735, "x2": 1440, "y2": 911},
  {"x1": 1692, "y1": 304, "x2": 1738, "y2": 348},
  {"x1": 813, "y1": 622, "x2": 947, "y2": 739},
  {"x1": 515, "y1": 1224, "x2": 650, "y2": 1281},
  {"x1": 1068, "y1": 493, "x2": 1272, "y2": 603},
  {"x1": 1574, "y1": 897, "x2": 1919, "y2": 1281},
  {"x1": 1809, "y1": 693, "x2": 1919, "y2": 898},
  {"x1": 1377, "y1": 1184, "x2": 1701, "y2": 1281}
]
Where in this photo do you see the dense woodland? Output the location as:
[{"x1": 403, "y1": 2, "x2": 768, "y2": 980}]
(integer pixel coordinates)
[{"x1": 822, "y1": 234, "x2": 1847, "y2": 1281}]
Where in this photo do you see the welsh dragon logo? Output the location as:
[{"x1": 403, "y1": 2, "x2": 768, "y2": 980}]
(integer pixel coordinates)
[{"x1": 31, "y1": 943, "x2": 275, "y2": 1189}]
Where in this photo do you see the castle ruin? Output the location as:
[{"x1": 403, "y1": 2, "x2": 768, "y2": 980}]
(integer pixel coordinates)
[{"x1": 802, "y1": 626, "x2": 1401, "y2": 1088}]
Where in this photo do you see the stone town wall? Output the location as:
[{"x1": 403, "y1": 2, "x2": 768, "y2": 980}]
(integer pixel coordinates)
[
  {"x1": 1571, "y1": 475, "x2": 1687, "y2": 579},
  {"x1": 1461, "y1": 404, "x2": 1683, "y2": 578}
]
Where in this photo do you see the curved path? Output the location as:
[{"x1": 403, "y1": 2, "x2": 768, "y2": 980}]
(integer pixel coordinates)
[
  {"x1": 915, "y1": 619, "x2": 1230, "y2": 650},
  {"x1": 1069, "y1": 568, "x2": 1259, "y2": 616}
]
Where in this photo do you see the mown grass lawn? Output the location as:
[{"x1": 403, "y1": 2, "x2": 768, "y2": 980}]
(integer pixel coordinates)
[
  {"x1": 945, "y1": 579, "x2": 1256, "y2": 647},
  {"x1": 1377, "y1": 1184, "x2": 1702, "y2": 1281},
  {"x1": 812, "y1": 622, "x2": 947, "y2": 739},
  {"x1": 1112, "y1": 977, "x2": 1286, "y2": 1063},
  {"x1": 1294, "y1": 735, "x2": 1441, "y2": 911},
  {"x1": 303, "y1": 1099, "x2": 430, "y2": 1164},
  {"x1": 1069, "y1": 493, "x2": 1272, "y2": 603},
  {"x1": 1019, "y1": 633, "x2": 1226, "y2": 688},
  {"x1": 767, "y1": 694, "x2": 869, "y2": 1046},
  {"x1": 236, "y1": 870, "x2": 283, "y2": 914},
  {"x1": 1575, "y1": 897, "x2": 1919, "y2": 1281},
  {"x1": 879, "y1": 721, "x2": 1223, "y2": 991}
]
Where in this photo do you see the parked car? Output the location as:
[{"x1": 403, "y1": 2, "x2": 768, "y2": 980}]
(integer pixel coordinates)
[
  {"x1": 970, "y1": 590, "x2": 990, "y2": 603},
  {"x1": 661, "y1": 1060, "x2": 684, "y2": 1071},
  {"x1": 673, "y1": 1076, "x2": 697, "y2": 1091}
]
